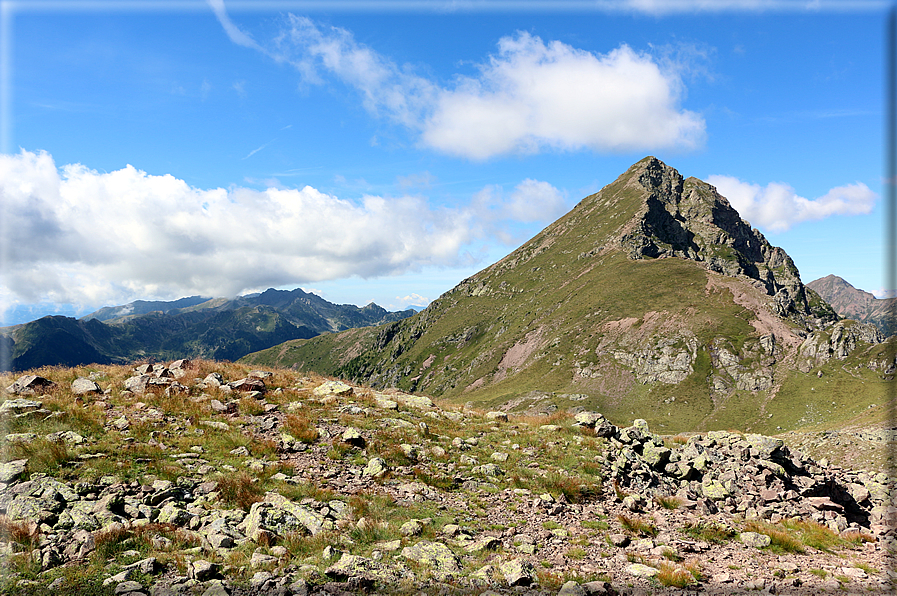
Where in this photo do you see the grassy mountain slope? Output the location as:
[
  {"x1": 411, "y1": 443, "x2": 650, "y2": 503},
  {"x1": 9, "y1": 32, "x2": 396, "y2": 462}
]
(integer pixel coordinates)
[
  {"x1": 808, "y1": 274, "x2": 896, "y2": 336},
  {"x1": 242, "y1": 157, "x2": 892, "y2": 434}
]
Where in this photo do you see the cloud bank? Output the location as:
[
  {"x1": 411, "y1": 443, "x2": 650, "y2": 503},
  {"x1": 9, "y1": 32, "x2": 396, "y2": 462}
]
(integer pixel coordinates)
[
  {"x1": 0, "y1": 150, "x2": 563, "y2": 312},
  {"x1": 707, "y1": 175, "x2": 877, "y2": 232},
  {"x1": 276, "y1": 17, "x2": 705, "y2": 160}
]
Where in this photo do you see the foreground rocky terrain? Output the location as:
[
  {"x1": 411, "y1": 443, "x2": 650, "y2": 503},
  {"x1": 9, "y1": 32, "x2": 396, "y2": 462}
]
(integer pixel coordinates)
[{"x1": 0, "y1": 361, "x2": 894, "y2": 595}]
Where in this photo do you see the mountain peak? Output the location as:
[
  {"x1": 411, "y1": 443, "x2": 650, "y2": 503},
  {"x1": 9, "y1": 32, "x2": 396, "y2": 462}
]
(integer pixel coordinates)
[{"x1": 472, "y1": 157, "x2": 833, "y2": 326}]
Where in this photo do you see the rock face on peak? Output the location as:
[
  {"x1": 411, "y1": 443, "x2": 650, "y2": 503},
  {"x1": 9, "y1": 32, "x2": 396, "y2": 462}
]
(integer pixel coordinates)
[
  {"x1": 244, "y1": 158, "x2": 892, "y2": 435},
  {"x1": 618, "y1": 158, "x2": 830, "y2": 324}
]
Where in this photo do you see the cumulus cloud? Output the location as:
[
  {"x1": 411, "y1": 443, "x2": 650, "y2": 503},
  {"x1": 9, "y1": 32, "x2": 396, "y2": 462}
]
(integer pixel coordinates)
[
  {"x1": 0, "y1": 150, "x2": 564, "y2": 312},
  {"x1": 397, "y1": 293, "x2": 430, "y2": 307},
  {"x1": 707, "y1": 174, "x2": 877, "y2": 232},
  {"x1": 0, "y1": 150, "x2": 476, "y2": 310},
  {"x1": 271, "y1": 17, "x2": 704, "y2": 160}
]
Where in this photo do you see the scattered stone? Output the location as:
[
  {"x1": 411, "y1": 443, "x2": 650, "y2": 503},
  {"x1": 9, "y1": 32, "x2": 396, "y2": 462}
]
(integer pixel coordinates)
[
  {"x1": 5, "y1": 375, "x2": 55, "y2": 395},
  {"x1": 739, "y1": 531, "x2": 772, "y2": 548},
  {"x1": 627, "y1": 563, "x2": 659, "y2": 578},
  {"x1": 400, "y1": 541, "x2": 461, "y2": 578},
  {"x1": 71, "y1": 377, "x2": 102, "y2": 395},
  {"x1": 0, "y1": 459, "x2": 28, "y2": 483},
  {"x1": 499, "y1": 558, "x2": 534, "y2": 586},
  {"x1": 0, "y1": 398, "x2": 43, "y2": 416},
  {"x1": 362, "y1": 457, "x2": 389, "y2": 478},
  {"x1": 314, "y1": 381, "x2": 353, "y2": 397}
]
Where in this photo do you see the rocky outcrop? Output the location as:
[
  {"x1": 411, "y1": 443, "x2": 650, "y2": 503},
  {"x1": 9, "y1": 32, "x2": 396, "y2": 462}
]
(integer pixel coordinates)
[
  {"x1": 618, "y1": 157, "x2": 834, "y2": 326},
  {"x1": 797, "y1": 320, "x2": 885, "y2": 372},
  {"x1": 600, "y1": 418, "x2": 893, "y2": 537}
]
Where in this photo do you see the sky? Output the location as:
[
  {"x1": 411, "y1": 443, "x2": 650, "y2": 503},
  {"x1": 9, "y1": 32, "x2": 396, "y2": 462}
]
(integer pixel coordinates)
[{"x1": 0, "y1": 0, "x2": 892, "y2": 325}]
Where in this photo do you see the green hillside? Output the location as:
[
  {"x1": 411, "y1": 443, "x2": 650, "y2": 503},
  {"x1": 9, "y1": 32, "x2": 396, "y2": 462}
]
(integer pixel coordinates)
[{"x1": 242, "y1": 157, "x2": 892, "y2": 433}]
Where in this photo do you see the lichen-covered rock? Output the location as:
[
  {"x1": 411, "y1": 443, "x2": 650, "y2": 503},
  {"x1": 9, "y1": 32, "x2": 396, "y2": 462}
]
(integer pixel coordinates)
[
  {"x1": 499, "y1": 558, "x2": 534, "y2": 586},
  {"x1": 400, "y1": 541, "x2": 460, "y2": 578},
  {"x1": 0, "y1": 459, "x2": 27, "y2": 484},
  {"x1": 0, "y1": 398, "x2": 43, "y2": 416},
  {"x1": 626, "y1": 563, "x2": 659, "y2": 578},
  {"x1": 362, "y1": 457, "x2": 389, "y2": 478},
  {"x1": 325, "y1": 553, "x2": 409, "y2": 587},
  {"x1": 314, "y1": 381, "x2": 353, "y2": 397},
  {"x1": 263, "y1": 492, "x2": 326, "y2": 535},
  {"x1": 739, "y1": 532, "x2": 771, "y2": 548}
]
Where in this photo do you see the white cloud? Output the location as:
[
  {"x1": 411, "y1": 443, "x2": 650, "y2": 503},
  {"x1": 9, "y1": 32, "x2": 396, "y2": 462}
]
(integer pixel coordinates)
[
  {"x1": 0, "y1": 150, "x2": 566, "y2": 313},
  {"x1": 397, "y1": 293, "x2": 430, "y2": 307},
  {"x1": 0, "y1": 150, "x2": 480, "y2": 311},
  {"x1": 271, "y1": 18, "x2": 704, "y2": 160},
  {"x1": 707, "y1": 174, "x2": 877, "y2": 232},
  {"x1": 422, "y1": 35, "x2": 705, "y2": 159},
  {"x1": 472, "y1": 179, "x2": 567, "y2": 226},
  {"x1": 206, "y1": 0, "x2": 265, "y2": 53}
]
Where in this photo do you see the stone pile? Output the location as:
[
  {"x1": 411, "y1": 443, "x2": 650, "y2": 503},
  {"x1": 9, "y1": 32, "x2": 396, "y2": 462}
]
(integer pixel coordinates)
[{"x1": 585, "y1": 415, "x2": 895, "y2": 539}]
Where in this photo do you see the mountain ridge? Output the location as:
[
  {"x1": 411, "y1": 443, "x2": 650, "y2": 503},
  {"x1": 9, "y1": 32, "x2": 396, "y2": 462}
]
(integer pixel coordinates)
[
  {"x1": 807, "y1": 274, "x2": 896, "y2": 337},
  {"x1": 0, "y1": 289, "x2": 415, "y2": 372}
]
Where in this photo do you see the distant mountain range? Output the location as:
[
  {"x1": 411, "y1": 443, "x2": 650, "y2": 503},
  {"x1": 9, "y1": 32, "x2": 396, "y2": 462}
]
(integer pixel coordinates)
[
  {"x1": 0, "y1": 288, "x2": 414, "y2": 372},
  {"x1": 807, "y1": 275, "x2": 896, "y2": 337}
]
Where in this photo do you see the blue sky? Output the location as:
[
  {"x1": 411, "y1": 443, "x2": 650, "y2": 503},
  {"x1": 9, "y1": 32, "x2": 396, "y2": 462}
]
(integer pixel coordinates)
[{"x1": 0, "y1": 0, "x2": 891, "y2": 325}]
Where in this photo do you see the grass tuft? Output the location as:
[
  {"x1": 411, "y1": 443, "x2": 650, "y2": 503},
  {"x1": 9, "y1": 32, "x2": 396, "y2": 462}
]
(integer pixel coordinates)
[
  {"x1": 743, "y1": 520, "x2": 805, "y2": 554},
  {"x1": 617, "y1": 514, "x2": 658, "y2": 537},
  {"x1": 654, "y1": 494, "x2": 682, "y2": 510},
  {"x1": 215, "y1": 471, "x2": 265, "y2": 511},
  {"x1": 680, "y1": 521, "x2": 735, "y2": 544},
  {"x1": 656, "y1": 562, "x2": 694, "y2": 587},
  {"x1": 284, "y1": 413, "x2": 320, "y2": 443}
]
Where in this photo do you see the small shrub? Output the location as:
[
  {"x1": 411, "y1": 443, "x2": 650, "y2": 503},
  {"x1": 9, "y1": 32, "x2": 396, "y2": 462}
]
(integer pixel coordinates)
[
  {"x1": 743, "y1": 520, "x2": 805, "y2": 555},
  {"x1": 656, "y1": 562, "x2": 694, "y2": 588},
  {"x1": 617, "y1": 514, "x2": 658, "y2": 537},
  {"x1": 284, "y1": 413, "x2": 320, "y2": 443},
  {"x1": 215, "y1": 471, "x2": 264, "y2": 511},
  {"x1": 680, "y1": 521, "x2": 735, "y2": 544},
  {"x1": 654, "y1": 495, "x2": 682, "y2": 510},
  {"x1": 566, "y1": 546, "x2": 586, "y2": 560}
]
